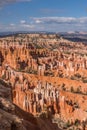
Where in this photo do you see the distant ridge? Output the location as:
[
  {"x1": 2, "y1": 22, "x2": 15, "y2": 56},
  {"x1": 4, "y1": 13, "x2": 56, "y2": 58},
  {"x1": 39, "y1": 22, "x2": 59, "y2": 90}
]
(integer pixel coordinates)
[
  {"x1": 0, "y1": 31, "x2": 57, "y2": 37},
  {"x1": 0, "y1": 31, "x2": 87, "y2": 43}
]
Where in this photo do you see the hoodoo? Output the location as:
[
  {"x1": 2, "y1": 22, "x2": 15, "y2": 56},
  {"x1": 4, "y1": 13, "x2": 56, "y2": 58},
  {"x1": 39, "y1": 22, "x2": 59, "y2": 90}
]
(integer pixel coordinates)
[{"x1": 0, "y1": 33, "x2": 87, "y2": 130}]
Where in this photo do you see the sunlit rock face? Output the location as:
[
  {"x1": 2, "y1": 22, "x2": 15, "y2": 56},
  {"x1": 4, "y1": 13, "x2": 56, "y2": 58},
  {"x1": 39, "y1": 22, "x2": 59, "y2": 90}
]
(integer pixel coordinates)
[
  {"x1": 0, "y1": 79, "x2": 26, "y2": 130},
  {"x1": 0, "y1": 79, "x2": 60, "y2": 130},
  {"x1": 1, "y1": 33, "x2": 87, "y2": 129}
]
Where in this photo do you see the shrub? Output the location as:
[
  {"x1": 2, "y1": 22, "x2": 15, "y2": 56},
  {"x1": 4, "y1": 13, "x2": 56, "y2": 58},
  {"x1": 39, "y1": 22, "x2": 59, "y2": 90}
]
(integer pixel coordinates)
[
  {"x1": 83, "y1": 79, "x2": 87, "y2": 83},
  {"x1": 71, "y1": 86, "x2": 74, "y2": 93},
  {"x1": 76, "y1": 87, "x2": 81, "y2": 94},
  {"x1": 39, "y1": 112, "x2": 48, "y2": 119},
  {"x1": 70, "y1": 76, "x2": 75, "y2": 80},
  {"x1": 65, "y1": 120, "x2": 71, "y2": 128},
  {"x1": 2, "y1": 74, "x2": 6, "y2": 79},
  {"x1": 74, "y1": 119, "x2": 80, "y2": 126},
  {"x1": 74, "y1": 73, "x2": 81, "y2": 78},
  {"x1": 62, "y1": 83, "x2": 66, "y2": 91}
]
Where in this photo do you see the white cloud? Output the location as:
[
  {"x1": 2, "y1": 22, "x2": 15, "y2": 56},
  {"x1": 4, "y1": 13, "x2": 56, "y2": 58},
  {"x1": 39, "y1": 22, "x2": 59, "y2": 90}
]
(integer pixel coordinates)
[
  {"x1": 16, "y1": 0, "x2": 31, "y2": 1},
  {"x1": 20, "y1": 20, "x2": 26, "y2": 24},
  {"x1": 10, "y1": 23, "x2": 15, "y2": 26},
  {"x1": 0, "y1": 0, "x2": 31, "y2": 7},
  {"x1": 35, "y1": 19, "x2": 42, "y2": 24},
  {"x1": 21, "y1": 24, "x2": 34, "y2": 28},
  {"x1": 40, "y1": 9, "x2": 65, "y2": 14},
  {"x1": 30, "y1": 17, "x2": 87, "y2": 32},
  {"x1": 20, "y1": 20, "x2": 34, "y2": 28},
  {"x1": 33, "y1": 17, "x2": 87, "y2": 24},
  {"x1": 0, "y1": 17, "x2": 87, "y2": 32}
]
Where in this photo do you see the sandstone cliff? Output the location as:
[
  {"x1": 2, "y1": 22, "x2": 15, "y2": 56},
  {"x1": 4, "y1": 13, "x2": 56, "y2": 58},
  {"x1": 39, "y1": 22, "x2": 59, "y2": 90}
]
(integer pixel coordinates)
[{"x1": 0, "y1": 79, "x2": 61, "y2": 130}]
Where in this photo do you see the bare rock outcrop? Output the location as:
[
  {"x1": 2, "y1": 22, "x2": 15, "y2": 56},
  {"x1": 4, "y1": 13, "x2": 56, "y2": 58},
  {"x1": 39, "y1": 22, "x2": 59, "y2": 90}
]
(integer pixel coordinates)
[{"x1": 0, "y1": 79, "x2": 61, "y2": 130}]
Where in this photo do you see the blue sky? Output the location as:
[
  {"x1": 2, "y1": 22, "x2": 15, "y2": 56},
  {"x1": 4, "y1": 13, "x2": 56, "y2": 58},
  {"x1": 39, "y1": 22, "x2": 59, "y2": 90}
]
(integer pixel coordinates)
[{"x1": 0, "y1": 0, "x2": 87, "y2": 32}]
